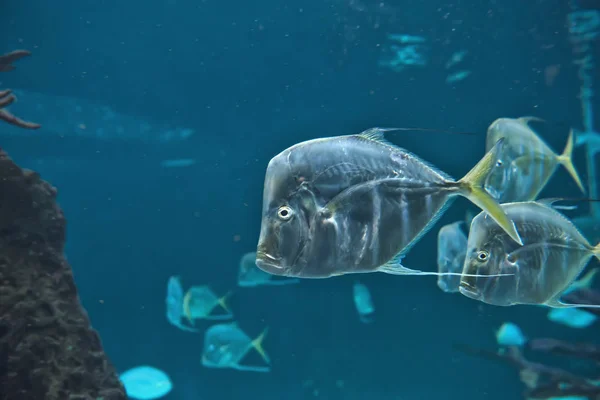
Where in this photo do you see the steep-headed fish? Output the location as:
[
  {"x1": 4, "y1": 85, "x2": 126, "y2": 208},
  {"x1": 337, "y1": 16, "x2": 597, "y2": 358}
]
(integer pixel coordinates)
[
  {"x1": 459, "y1": 200, "x2": 600, "y2": 308},
  {"x1": 202, "y1": 322, "x2": 270, "y2": 373},
  {"x1": 256, "y1": 128, "x2": 522, "y2": 278},
  {"x1": 484, "y1": 117, "x2": 585, "y2": 202},
  {"x1": 182, "y1": 285, "x2": 233, "y2": 324},
  {"x1": 437, "y1": 221, "x2": 468, "y2": 293}
]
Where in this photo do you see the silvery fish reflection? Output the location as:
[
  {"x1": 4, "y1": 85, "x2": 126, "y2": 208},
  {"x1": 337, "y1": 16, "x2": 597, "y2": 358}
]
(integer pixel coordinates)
[
  {"x1": 353, "y1": 282, "x2": 375, "y2": 323},
  {"x1": 182, "y1": 285, "x2": 233, "y2": 324},
  {"x1": 437, "y1": 221, "x2": 468, "y2": 293}
]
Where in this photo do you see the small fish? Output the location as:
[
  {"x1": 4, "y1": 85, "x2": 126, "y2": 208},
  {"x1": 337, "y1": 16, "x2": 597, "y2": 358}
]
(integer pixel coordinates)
[
  {"x1": 165, "y1": 276, "x2": 198, "y2": 333},
  {"x1": 445, "y1": 70, "x2": 471, "y2": 84},
  {"x1": 445, "y1": 50, "x2": 468, "y2": 69},
  {"x1": 182, "y1": 285, "x2": 233, "y2": 324},
  {"x1": 484, "y1": 117, "x2": 585, "y2": 202},
  {"x1": 459, "y1": 200, "x2": 600, "y2": 308},
  {"x1": 547, "y1": 308, "x2": 597, "y2": 328},
  {"x1": 119, "y1": 366, "x2": 172, "y2": 400},
  {"x1": 256, "y1": 127, "x2": 522, "y2": 279},
  {"x1": 437, "y1": 221, "x2": 468, "y2": 293},
  {"x1": 202, "y1": 322, "x2": 270, "y2": 373},
  {"x1": 495, "y1": 322, "x2": 526, "y2": 347},
  {"x1": 353, "y1": 282, "x2": 375, "y2": 323},
  {"x1": 237, "y1": 251, "x2": 300, "y2": 287}
]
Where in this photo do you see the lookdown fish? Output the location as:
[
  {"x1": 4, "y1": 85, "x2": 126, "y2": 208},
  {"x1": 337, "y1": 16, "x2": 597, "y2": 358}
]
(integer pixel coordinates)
[
  {"x1": 202, "y1": 322, "x2": 270, "y2": 373},
  {"x1": 484, "y1": 117, "x2": 585, "y2": 202},
  {"x1": 165, "y1": 276, "x2": 198, "y2": 333},
  {"x1": 256, "y1": 127, "x2": 521, "y2": 279},
  {"x1": 353, "y1": 281, "x2": 375, "y2": 323},
  {"x1": 437, "y1": 221, "x2": 468, "y2": 293},
  {"x1": 182, "y1": 285, "x2": 233, "y2": 324},
  {"x1": 459, "y1": 200, "x2": 600, "y2": 308},
  {"x1": 238, "y1": 251, "x2": 300, "y2": 287}
]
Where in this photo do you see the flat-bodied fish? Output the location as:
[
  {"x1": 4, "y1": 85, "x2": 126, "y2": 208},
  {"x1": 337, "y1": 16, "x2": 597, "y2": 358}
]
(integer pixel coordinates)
[
  {"x1": 165, "y1": 276, "x2": 199, "y2": 333},
  {"x1": 182, "y1": 285, "x2": 233, "y2": 324},
  {"x1": 237, "y1": 252, "x2": 300, "y2": 287},
  {"x1": 437, "y1": 221, "x2": 468, "y2": 293},
  {"x1": 484, "y1": 117, "x2": 585, "y2": 202},
  {"x1": 495, "y1": 322, "x2": 526, "y2": 347},
  {"x1": 202, "y1": 322, "x2": 270, "y2": 373},
  {"x1": 119, "y1": 366, "x2": 173, "y2": 400},
  {"x1": 256, "y1": 128, "x2": 521, "y2": 278},
  {"x1": 459, "y1": 200, "x2": 600, "y2": 308}
]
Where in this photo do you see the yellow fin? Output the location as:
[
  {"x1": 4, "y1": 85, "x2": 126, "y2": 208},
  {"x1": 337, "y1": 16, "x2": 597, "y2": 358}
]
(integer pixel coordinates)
[
  {"x1": 593, "y1": 243, "x2": 600, "y2": 262},
  {"x1": 251, "y1": 327, "x2": 271, "y2": 364},
  {"x1": 182, "y1": 289, "x2": 194, "y2": 325},
  {"x1": 556, "y1": 130, "x2": 586, "y2": 194},
  {"x1": 217, "y1": 290, "x2": 233, "y2": 314},
  {"x1": 457, "y1": 138, "x2": 523, "y2": 245},
  {"x1": 517, "y1": 116, "x2": 545, "y2": 126}
]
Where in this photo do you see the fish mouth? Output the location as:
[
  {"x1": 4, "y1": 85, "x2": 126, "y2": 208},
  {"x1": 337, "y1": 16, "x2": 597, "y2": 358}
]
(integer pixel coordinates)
[
  {"x1": 255, "y1": 251, "x2": 284, "y2": 272},
  {"x1": 459, "y1": 282, "x2": 480, "y2": 298}
]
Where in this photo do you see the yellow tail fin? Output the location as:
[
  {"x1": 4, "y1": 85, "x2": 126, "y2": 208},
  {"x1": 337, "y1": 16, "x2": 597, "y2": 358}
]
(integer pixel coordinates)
[
  {"x1": 251, "y1": 327, "x2": 270, "y2": 364},
  {"x1": 593, "y1": 243, "x2": 600, "y2": 262},
  {"x1": 557, "y1": 130, "x2": 585, "y2": 194},
  {"x1": 217, "y1": 290, "x2": 233, "y2": 314},
  {"x1": 182, "y1": 289, "x2": 194, "y2": 325},
  {"x1": 457, "y1": 138, "x2": 523, "y2": 245}
]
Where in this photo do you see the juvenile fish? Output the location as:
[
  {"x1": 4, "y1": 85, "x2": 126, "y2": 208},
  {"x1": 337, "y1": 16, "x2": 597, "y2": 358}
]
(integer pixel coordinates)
[
  {"x1": 202, "y1": 322, "x2": 270, "y2": 373},
  {"x1": 459, "y1": 200, "x2": 600, "y2": 308},
  {"x1": 237, "y1": 251, "x2": 300, "y2": 287},
  {"x1": 256, "y1": 128, "x2": 521, "y2": 279},
  {"x1": 437, "y1": 221, "x2": 468, "y2": 293},
  {"x1": 182, "y1": 285, "x2": 233, "y2": 324},
  {"x1": 484, "y1": 117, "x2": 585, "y2": 202}
]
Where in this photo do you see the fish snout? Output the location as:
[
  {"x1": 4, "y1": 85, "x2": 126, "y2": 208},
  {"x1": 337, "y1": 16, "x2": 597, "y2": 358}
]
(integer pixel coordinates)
[
  {"x1": 458, "y1": 281, "x2": 481, "y2": 299},
  {"x1": 255, "y1": 247, "x2": 285, "y2": 275}
]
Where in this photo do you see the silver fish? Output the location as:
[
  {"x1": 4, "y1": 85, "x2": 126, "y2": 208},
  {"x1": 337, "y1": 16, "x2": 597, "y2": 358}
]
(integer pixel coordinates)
[
  {"x1": 256, "y1": 128, "x2": 522, "y2": 278},
  {"x1": 237, "y1": 251, "x2": 300, "y2": 287},
  {"x1": 437, "y1": 221, "x2": 468, "y2": 293},
  {"x1": 165, "y1": 276, "x2": 199, "y2": 333},
  {"x1": 459, "y1": 200, "x2": 600, "y2": 308},
  {"x1": 202, "y1": 322, "x2": 270, "y2": 373},
  {"x1": 182, "y1": 285, "x2": 233, "y2": 324},
  {"x1": 484, "y1": 117, "x2": 585, "y2": 202}
]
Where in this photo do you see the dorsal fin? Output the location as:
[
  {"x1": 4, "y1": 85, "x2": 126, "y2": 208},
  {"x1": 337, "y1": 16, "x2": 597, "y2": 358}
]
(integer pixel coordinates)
[
  {"x1": 356, "y1": 127, "x2": 397, "y2": 144},
  {"x1": 517, "y1": 116, "x2": 545, "y2": 126}
]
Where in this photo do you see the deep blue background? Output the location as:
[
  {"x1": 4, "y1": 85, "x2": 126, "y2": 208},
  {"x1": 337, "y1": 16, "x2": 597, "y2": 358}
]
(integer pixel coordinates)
[{"x1": 1, "y1": 0, "x2": 599, "y2": 399}]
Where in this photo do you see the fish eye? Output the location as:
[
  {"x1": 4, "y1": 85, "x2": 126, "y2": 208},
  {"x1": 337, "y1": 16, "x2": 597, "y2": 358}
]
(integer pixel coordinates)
[
  {"x1": 496, "y1": 160, "x2": 503, "y2": 167},
  {"x1": 277, "y1": 206, "x2": 293, "y2": 221},
  {"x1": 476, "y1": 251, "x2": 489, "y2": 262}
]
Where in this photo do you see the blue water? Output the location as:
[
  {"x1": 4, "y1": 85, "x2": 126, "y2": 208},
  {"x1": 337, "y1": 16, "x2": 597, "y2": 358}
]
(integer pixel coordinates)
[{"x1": 2, "y1": 0, "x2": 599, "y2": 399}]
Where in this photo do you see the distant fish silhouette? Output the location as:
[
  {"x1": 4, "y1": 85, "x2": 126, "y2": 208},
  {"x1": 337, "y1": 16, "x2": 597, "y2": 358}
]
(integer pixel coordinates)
[{"x1": 1, "y1": 89, "x2": 195, "y2": 143}]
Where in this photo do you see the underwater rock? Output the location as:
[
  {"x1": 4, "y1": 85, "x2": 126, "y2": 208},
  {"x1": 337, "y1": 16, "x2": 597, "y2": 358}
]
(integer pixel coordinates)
[{"x1": 0, "y1": 149, "x2": 125, "y2": 400}]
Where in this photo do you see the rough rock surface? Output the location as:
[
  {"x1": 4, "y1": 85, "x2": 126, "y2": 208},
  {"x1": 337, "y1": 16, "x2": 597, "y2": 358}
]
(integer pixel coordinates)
[{"x1": 0, "y1": 150, "x2": 125, "y2": 400}]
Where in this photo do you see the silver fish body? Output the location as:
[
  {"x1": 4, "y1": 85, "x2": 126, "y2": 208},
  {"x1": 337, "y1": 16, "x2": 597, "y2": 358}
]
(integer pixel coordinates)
[
  {"x1": 460, "y1": 201, "x2": 599, "y2": 307},
  {"x1": 437, "y1": 221, "x2": 468, "y2": 293},
  {"x1": 256, "y1": 128, "x2": 520, "y2": 278},
  {"x1": 484, "y1": 117, "x2": 584, "y2": 202}
]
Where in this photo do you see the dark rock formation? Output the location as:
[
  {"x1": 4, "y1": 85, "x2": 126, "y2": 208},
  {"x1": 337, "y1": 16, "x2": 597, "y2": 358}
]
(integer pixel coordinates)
[{"x1": 0, "y1": 150, "x2": 126, "y2": 399}]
